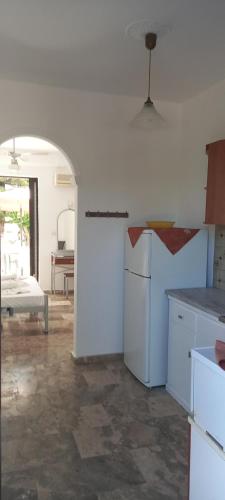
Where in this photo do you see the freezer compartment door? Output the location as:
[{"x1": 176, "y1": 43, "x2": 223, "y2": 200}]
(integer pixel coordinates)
[
  {"x1": 125, "y1": 231, "x2": 151, "y2": 277},
  {"x1": 124, "y1": 271, "x2": 150, "y2": 384}
]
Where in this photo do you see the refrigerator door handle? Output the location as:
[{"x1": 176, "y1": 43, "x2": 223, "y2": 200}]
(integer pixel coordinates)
[{"x1": 127, "y1": 270, "x2": 151, "y2": 279}]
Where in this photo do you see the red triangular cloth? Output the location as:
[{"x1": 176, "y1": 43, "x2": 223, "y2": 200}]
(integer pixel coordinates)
[
  {"x1": 128, "y1": 227, "x2": 200, "y2": 254},
  {"x1": 128, "y1": 227, "x2": 146, "y2": 247},
  {"x1": 154, "y1": 228, "x2": 200, "y2": 254}
]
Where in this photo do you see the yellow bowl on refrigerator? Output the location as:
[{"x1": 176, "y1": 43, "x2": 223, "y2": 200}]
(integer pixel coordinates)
[{"x1": 145, "y1": 221, "x2": 175, "y2": 229}]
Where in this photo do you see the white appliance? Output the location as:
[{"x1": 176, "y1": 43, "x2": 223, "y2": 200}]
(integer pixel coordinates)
[
  {"x1": 189, "y1": 347, "x2": 225, "y2": 500},
  {"x1": 124, "y1": 228, "x2": 208, "y2": 387}
]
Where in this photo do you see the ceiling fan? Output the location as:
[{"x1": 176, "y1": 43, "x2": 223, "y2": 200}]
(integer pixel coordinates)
[
  {"x1": 0, "y1": 138, "x2": 53, "y2": 169},
  {"x1": 8, "y1": 138, "x2": 21, "y2": 169}
]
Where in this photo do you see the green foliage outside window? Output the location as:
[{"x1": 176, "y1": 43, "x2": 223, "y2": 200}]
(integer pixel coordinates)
[{"x1": 0, "y1": 176, "x2": 30, "y2": 241}]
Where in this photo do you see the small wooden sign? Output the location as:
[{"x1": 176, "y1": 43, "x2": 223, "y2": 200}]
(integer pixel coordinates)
[{"x1": 85, "y1": 211, "x2": 129, "y2": 218}]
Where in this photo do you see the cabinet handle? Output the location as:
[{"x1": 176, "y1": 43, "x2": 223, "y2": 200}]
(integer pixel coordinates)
[
  {"x1": 178, "y1": 314, "x2": 183, "y2": 319},
  {"x1": 188, "y1": 350, "x2": 191, "y2": 358}
]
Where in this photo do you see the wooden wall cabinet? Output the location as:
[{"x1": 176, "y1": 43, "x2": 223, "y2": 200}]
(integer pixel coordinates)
[{"x1": 205, "y1": 139, "x2": 225, "y2": 225}]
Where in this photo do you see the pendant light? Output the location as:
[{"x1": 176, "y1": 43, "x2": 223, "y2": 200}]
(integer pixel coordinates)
[{"x1": 131, "y1": 32, "x2": 164, "y2": 129}]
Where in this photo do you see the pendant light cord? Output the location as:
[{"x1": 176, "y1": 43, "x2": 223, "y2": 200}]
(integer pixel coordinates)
[
  {"x1": 145, "y1": 49, "x2": 152, "y2": 105},
  {"x1": 147, "y1": 49, "x2": 151, "y2": 99}
]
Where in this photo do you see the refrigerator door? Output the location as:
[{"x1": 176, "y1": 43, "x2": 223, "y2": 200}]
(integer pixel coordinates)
[
  {"x1": 124, "y1": 270, "x2": 150, "y2": 385},
  {"x1": 125, "y1": 231, "x2": 152, "y2": 277}
]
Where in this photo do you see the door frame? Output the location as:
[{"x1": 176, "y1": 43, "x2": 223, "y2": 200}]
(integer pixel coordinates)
[
  {"x1": 29, "y1": 177, "x2": 39, "y2": 279},
  {"x1": 0, "y1": 175, "x2": 39, "y2": 278}
]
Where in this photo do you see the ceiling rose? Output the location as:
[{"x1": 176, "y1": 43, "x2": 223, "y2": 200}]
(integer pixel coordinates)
[{"x1": 125, "y1": 20, "x2": 171, "y2": 42}]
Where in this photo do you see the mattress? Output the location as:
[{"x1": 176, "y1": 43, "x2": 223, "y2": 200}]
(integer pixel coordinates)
[{"x1": 1, "y1": 276, "x2": 45, "y2": 309}]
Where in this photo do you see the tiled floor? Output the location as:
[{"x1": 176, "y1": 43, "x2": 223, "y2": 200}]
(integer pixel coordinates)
[{"x1": 1, "y1": 294, "x2": 189, "y2": 499}]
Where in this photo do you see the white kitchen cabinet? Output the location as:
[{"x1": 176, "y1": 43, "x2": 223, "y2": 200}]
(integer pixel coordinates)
[
  {"x1": 196, "y1": 314, "x2": 225, "y2": 346},
  {"x1": 167, "y1": 321, "x2": 195, "y2": 411},
  {"x1": 166, "y1": 297, "x2": 225, "y2": 412},
  {"x1": 169, "y1": 300, "x2": 197, "y2": 332}
]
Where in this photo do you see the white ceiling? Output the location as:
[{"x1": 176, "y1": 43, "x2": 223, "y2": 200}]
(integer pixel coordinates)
[
  {"x1": 1, "y1": 137, "x2": 58, "y2": 153},
  {"x1": 1, "y1": 0, "x2": 225, "y2": 101},
  {"x1": 0, "y1": 136, "x2": 58, "y2": 153}
]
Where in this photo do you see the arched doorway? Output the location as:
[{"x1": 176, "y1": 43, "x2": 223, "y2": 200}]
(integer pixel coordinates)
[{"x1": 0, "y1": 134, "x2": 78, "y2": 352}]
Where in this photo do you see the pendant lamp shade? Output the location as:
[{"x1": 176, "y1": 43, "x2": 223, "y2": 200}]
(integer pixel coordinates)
[{"x1": 131, "y1": 99, "x2": 164, "y2": 129}]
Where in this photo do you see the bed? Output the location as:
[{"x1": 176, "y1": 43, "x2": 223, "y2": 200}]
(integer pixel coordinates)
[{"x1": 1, "y1": 276, "x2": 48, "y2": 333}]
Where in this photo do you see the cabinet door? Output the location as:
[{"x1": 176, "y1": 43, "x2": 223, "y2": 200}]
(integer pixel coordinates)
[
  {"x1": 205, "y1": 139, "x2": 225, "y2": 225},
  {"x1": 167, "y1": 322, "x2": 195, "y2": 411},
  {"x1": 196, "y1": 315, "x2": 225, "y2": 347}
]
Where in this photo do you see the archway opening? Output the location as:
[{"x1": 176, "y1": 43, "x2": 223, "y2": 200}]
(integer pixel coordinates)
[{"x1": 0, "y1": 135, "x2": 78, "y2": 355}]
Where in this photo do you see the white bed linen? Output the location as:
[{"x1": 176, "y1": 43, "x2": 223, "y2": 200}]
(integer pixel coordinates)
[
  {"x1": 2, "y1": 274, "x2": 17, "y2": 281},
  {"x1": 1, "y1": 276, "x2": 45, "y2": 309}
]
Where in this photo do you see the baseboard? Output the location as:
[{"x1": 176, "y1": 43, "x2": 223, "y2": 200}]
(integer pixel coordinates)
[
  {"x1": 166, "y1": 384, "x2": 190, "y2": 413},
  {"x1": 71, "y1": 351, "x2": 123, "y2": 365}
]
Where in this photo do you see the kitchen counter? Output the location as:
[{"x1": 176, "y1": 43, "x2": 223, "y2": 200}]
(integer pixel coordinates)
[{"x1": 166, "y1": 287, "x2": 225, "y2": 320}]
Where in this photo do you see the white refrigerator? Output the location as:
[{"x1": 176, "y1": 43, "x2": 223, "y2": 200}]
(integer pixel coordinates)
[{"x1": 124, "y1": 229, "x2": 208, "y2": 388}]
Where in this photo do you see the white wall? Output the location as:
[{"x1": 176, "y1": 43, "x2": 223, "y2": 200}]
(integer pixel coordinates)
[
  {"x1": 0, "y1": 80, "x2": 183, "y2": 357},
  {"x1": 179, "y1": 79, "x2": 225, "y2": 285},
  {"x1": 0, "y1": 78, "x2": 224, "y2": 357},
  {"x1": 0, "y1": 151, "x2": 76, "y2": 290}
]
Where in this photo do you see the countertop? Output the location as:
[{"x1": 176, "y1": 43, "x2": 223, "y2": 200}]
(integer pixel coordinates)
[{"x1": 166, "y1": 287, "x2": 225, "y2": 320}]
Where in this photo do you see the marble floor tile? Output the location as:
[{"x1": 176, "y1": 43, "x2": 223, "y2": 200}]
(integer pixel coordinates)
[
  {"x1": 1, "y1": 416, "x2": 27, "y2": 442},
  {"x1": 2, "y1": 385, "x2": 19, "y2": 398},
  {"x1": 1, "y1": 485, "x2": 38, "y2": 500},
  {"x1": 62, "y1": 313, "x2": 74, "y2": 321},
  {"x1": 131, "y1": 446, "x2": 187, "y2": 499},
  {"x1": 79, "y1": 404, "x2": 111, "y2": 428},
  {"x1": 73, "y1": 425, "x2": 121, "y2": 459},
  {"x1": 147, "y1": 391, "x2": 185, "y2": 418},
  {"x1": 73, "y1": 425, "x2": 110, "y2": 458},
  {"x1": 48, "y1": 299, "x2": 71, "y2": 306},
  {"x1": 2, "y1": 430, "x2": 80, "y2": 473},
  {"x1": 82, "y1": 369, "x2": 121, "y2": 387},
  {"x1": 48, "y1": 493, "x2": 98, "y2": 500},
  {"x1": 97, "y1": 483, "x2": 175, "y2": 500},
  {"x1": 2, "y1": 449, "x2": 144, "y2": 498},
  {"x1": 2, "y1": 293, "x2": 188, "y2": 498},
  {"x1": 83, "y1": 369, "x2": 119, "y2": 385},
  {"x1": 80, "y1": 451, "x2": 145, "y2": 492},
  {"x1": 119, "y1": 420, "x2": 161, "y2": 450},
  {"x1": 36, "y1": 487, "x2": 51, "y2": 500}
]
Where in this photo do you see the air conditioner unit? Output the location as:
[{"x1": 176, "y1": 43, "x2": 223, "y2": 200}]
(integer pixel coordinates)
[{"x1": 54, "y1": 171, "x2": 74, "y2": 187}]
